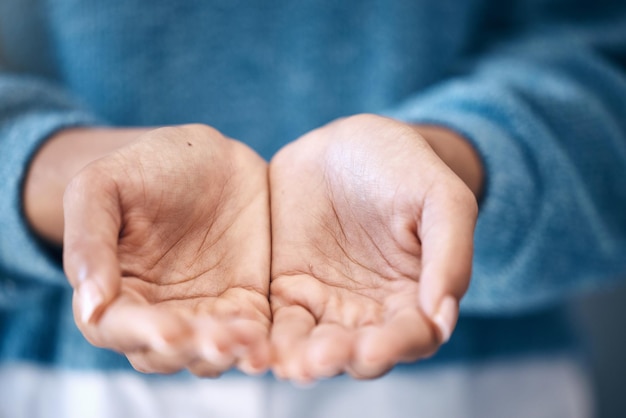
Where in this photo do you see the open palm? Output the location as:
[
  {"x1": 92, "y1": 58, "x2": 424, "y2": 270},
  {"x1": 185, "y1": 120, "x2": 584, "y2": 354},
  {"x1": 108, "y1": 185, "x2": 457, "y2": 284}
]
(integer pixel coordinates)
[
  {"x1": 269, "y1": 115, "x2": 477, "y2": 381},
  {"x1": 63, "y1": 125, "x2": 271, "y2": 376}
]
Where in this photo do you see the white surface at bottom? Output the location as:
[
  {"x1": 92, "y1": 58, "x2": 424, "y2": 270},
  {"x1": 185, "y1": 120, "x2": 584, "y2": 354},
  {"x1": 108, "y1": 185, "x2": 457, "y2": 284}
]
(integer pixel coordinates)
[{"x1": 0, "y1": 355, "x2": 592, "y2": 418}]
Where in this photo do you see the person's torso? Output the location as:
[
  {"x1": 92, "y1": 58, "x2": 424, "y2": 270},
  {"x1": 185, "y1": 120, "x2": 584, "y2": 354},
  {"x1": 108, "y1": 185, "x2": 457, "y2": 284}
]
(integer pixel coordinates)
[{"x1": 0, "y1": 0, "x2": 506, "y2": 158}]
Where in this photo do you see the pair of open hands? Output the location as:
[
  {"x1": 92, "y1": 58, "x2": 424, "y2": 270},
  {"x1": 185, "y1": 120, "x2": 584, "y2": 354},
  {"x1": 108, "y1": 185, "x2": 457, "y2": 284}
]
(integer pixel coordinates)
[{"x1": 62, "y1": 114, "x2": 478, "y2": 382}]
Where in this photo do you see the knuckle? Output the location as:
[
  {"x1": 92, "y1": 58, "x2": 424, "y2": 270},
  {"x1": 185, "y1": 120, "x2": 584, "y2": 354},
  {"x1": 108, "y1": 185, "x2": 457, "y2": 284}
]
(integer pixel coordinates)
[
  {"x1": 64, "y1": 164, "x2": 117, "y2": 205},
  {"x1": 63, "y1": 170, "x2": 90, "y2": 202},
  {"x1": 438, "y1": 181, "x2": 478, "y2": 216},
  {"x1": 457, "y1": 185, "x2": 479, "y2": 215}
]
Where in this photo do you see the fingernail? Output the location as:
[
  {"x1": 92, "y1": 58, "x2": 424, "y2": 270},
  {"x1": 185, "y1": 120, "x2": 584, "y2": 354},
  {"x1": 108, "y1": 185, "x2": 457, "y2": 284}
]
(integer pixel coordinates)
[
  {"x1": 432, "y1": 295, "x2": 458, "y2": 344},
  {"x1": 79, "y1": 281, "x2": 104, "y2": 324}
]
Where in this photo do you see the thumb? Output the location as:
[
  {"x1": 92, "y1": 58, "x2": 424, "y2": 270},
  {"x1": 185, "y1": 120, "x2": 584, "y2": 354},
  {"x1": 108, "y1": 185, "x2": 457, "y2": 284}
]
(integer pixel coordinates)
[
  {"x1": 63, "y1": 168, "x2": 122, "y2": 325},
  {"x1": 417, "y1": 183, "x2": 477, "y2": 343}
]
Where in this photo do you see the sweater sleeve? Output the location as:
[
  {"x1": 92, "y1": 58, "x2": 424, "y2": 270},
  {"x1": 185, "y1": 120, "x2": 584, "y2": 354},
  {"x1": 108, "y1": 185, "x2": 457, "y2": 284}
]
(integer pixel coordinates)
[
  {"x1": 0, "y1": 72, "x2": 101, "y2": 293},
  {"x1": 387, "y1": 7, "x2": 626, "y2": 313}
]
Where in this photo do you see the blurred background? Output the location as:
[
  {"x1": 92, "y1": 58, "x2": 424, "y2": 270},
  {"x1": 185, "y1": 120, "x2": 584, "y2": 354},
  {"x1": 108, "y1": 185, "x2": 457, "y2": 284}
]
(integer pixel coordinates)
[{"x1": 570, "y1": 281, "x2": 626, "y2": 418}]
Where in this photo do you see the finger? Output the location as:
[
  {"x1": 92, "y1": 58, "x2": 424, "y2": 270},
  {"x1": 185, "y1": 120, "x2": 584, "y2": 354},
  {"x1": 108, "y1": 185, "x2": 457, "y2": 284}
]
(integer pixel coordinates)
[
  {"x1": 123, "y1": 313, "x2": 199, "y2": 374},
  {"x1": 188, "y1": 318, "x2": 270, "y2": 377},
  {"x1": 194, "y1": 318, "x2": 239, "y2": 371},
  {"x1": 198, "y1": 317, "x2": 271, "y2": 375},
  {"x1": 350, "y1": 308, "x2": 437, "y2": 379},
  {"x1": 303, "y1": 323, "x2": 354, "y2": 379},
  {"x1": 228, "y1": 320, "x2": 271, "y2": 375},
  {"x1": 74, "y1": 296, "x2": 193, "y2": 354},
  {"x1": 126, "y1": 345, "x2": 197, "y2": 375},
  {"x1": 63, "y1": 168, "x2": 122, "y2": 324},
  {"x1": 417, "y1": 181, "x2": 477, "y2": 342},
  {"x1": 185, "y1": 319, "x2": 238, "y2": 378},
  {"x1": 270, "y1": 305, "x2": 316, "y2": 381},
  {"x1": 186, "y1": 359, "x2": 225, "y2": 378}
]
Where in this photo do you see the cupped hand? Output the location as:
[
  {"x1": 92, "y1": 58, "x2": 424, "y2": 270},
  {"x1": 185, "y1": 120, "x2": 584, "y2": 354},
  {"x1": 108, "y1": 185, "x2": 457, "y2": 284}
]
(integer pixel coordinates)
[
  {"x1": 269, "y1": 114, "x2": 478, "y2": 382},
  {"x1": 63, "y1": 125, "x2": 271, "y2": 377}
]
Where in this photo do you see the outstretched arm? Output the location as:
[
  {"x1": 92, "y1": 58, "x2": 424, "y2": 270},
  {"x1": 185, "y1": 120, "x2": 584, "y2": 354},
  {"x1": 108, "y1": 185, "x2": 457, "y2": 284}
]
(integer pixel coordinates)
[
  {"x1": 388, "y1": 2, "x2": 626, "y2": 313},
  {"x1": 268, "y1": 1, "x2": 626, "y2": 381},
  {"x1": 0, "y1": 73, "x2": 101, "y2": 288}
]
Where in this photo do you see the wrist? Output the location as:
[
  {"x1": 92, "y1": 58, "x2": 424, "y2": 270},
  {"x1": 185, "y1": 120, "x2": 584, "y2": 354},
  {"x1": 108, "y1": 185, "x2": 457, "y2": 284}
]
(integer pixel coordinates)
[
  {"x1": 23, "y1": 127, "x2": 149, "y2": 244},
  {"x1": 412, "y1": 124, "x2": 485, "y2": 199}
]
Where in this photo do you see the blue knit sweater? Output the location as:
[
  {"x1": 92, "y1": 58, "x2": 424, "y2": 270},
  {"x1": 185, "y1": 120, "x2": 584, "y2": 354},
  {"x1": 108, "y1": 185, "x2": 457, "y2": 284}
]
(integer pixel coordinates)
[{"x1": 1, "y1": 0, "x2": 625, "y2": 370}]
